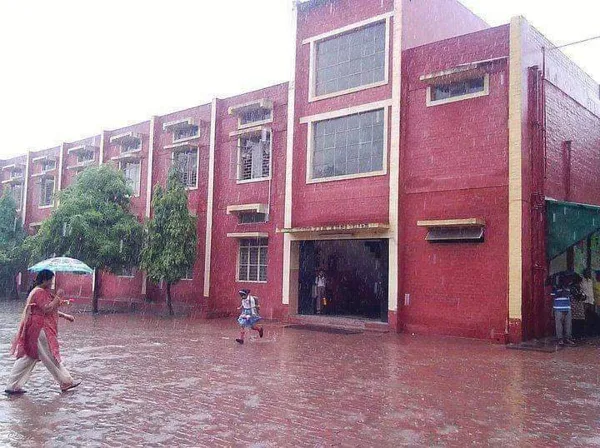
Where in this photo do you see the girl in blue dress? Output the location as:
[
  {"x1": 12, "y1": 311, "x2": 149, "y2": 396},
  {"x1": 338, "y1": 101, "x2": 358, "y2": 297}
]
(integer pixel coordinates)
[{"x1": 236, "y1": 289, "x2": 264, "y2": 344}]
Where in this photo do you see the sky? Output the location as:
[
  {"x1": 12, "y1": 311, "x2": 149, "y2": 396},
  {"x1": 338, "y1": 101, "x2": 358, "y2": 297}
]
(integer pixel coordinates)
[{"x1": 0, "y1": 0, "x2": 598, "y2": 159}]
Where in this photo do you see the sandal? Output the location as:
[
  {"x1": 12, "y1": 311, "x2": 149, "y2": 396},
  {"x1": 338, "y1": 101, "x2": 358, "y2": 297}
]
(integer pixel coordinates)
[
  {"x1": 235, "y1": 338, "x2": 244, "y2": 344},
  {"x1": 259, "y1": 327, "x2": 264, "y2": 338},
  {"x1": 61, "y1": 381, "x2": 81, "y2": 392}
]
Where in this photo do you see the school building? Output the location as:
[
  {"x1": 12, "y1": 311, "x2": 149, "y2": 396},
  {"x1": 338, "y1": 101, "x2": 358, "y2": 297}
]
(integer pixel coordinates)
[{"x1": 2, "y1": 0, "x2": 599, "y2": 343}]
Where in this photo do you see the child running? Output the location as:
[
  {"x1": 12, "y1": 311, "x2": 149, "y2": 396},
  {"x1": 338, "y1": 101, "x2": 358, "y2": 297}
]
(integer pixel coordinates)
[{"x1": 236, "y1": 289, "x2": 263, "y2": 344}]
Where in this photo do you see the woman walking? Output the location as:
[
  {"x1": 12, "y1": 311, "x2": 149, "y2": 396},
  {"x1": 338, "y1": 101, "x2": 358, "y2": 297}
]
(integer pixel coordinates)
[{"x1": 5, "y1": 269, "x2": 80, "y2": 395}]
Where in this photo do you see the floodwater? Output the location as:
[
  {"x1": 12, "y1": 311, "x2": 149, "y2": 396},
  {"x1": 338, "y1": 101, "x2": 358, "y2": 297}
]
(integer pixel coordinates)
[{"x1": 0, "y1": 301, "x2": 599, "y2": 447}]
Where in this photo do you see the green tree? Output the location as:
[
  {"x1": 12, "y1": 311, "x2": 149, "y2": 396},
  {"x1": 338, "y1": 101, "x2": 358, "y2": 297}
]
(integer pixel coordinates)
[
  {"x1": 141, "y1": 170, "x2": 197, "y2": 315},
  {"x1": 0, "y1": 193, "x2": 28, "y2": 299},
  {"x1": 29, "y1": 165, "x2": 143, "y2": 312}
]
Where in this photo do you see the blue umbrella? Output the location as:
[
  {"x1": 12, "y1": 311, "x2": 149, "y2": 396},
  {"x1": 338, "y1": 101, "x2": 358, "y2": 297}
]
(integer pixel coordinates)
[{"x1": 28, "y1": 257, "x2": 94, "y2": 275}]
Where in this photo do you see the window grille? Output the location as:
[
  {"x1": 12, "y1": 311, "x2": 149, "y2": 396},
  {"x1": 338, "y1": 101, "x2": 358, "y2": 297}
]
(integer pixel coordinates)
[
  {"x1": 238, "y1": 238, "x2": 268, "y2": 282},
  {"x1": 174, "y1": 125, "x2": 199, "y2": 142},
  {"x1": 77, "y1": 150, "x2": 94, "y2": 164},
  {"x1": 238, "y1": 212, "x2": 267, "y2": 224},
  {"x1": 121, "y1": 161, "x2": 141, "y2": 196},
  {"x1": 40, "y1": 177, "x2": 54, "y2": 207},
  {"x1": 238, "y1": 131, "x2": 271, "y2": 181},
  {"x1": 240, "y1": 108, "x2": 272, "y2": 126},
  {"x1": 174, "y1": 149, "x2": 198, "y2": 188},
  {"x1": 431, "y1": 77, "x2": 486, "y2": 102}
]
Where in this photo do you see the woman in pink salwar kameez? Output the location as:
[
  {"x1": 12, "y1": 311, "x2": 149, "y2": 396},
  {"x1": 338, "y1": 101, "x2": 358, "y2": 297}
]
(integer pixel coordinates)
[{"x1": 5, "y1": 269, "x2": 80, "y2": 395}]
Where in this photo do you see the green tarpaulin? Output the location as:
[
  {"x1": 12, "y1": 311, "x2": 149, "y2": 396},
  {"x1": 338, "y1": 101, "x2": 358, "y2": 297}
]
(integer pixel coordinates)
[{"x1": 547, "y1": 199, "x2": 600, "y2": 260}]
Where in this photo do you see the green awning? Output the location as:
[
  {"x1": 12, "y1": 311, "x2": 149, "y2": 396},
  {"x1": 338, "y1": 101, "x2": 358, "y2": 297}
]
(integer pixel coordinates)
[{"x1": 547, "y1": 199, "x2": 600, "y2": 260}]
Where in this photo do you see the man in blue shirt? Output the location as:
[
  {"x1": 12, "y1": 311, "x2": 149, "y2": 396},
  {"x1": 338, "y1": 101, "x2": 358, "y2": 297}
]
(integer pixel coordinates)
[{"x1": 552, "y1": 281, "x2": 576, "y2": 346}]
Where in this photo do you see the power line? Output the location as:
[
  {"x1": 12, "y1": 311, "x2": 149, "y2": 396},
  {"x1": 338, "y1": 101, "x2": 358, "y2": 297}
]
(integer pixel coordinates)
[{"x1": 549, "y1": 35, "x2": 600, "y2": 51}]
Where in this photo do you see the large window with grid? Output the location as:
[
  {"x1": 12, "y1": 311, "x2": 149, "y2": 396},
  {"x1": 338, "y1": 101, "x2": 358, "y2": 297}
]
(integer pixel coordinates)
[
  {"x1": 40, "y1": 177, "x2": 54, "y2": 207},
  {"x1": 239, "y1": 108, "x2": 272, "y2": 127},
  {"x1": 41, "y1": 160, "x2": 56, "y2": 172},
  {"x1": 238, "y1": 238, "x2": 268, "y2": 282},
  {"x1": 122, "y1": 139, "x2": 141, "y2": 153},
  {"x1": 121, "y1": 161, "x2": 141, "y2": 196},
  {"x1": 174, "y1": 148, "x2": 198, "y2": 188},
  {"x1": 312, "y1": 108, "x2": 385, "y2": 180},
  {"x1": 315, "y1": 21, "x2": 386, "y2": 98},
  {"x1": 238, "y1": 131, "x2": 271, "y2": 181}
]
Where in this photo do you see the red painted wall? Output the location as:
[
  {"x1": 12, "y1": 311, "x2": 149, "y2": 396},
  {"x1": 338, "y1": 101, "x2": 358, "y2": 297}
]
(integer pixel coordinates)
[
  {"x1": 399, "y1": 26, "x2": 511, "y2": 341},
  {"x1": 401, "y1": 0, "x2": 488, "y2": 50},
  {"x1": 208, "y1": 84, "x2": 288, "y2": 319}
]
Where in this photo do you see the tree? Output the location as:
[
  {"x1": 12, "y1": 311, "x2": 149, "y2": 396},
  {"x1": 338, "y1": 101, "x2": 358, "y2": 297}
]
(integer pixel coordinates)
[
  {"x1": 29, "y1": 165, "x2": 143, "y2": 312},
  {"x1": 0, "y1": 193, "x2": 28, "y2": 299},
  {"x1": 141, "y1": 170, "x2": 197, "y2": 315}
]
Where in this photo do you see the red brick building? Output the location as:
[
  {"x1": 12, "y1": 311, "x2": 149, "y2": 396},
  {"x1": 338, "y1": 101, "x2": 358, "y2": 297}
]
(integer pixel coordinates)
[{"x1": 2, "y1": 0, "x2": 599, "y2": 343}]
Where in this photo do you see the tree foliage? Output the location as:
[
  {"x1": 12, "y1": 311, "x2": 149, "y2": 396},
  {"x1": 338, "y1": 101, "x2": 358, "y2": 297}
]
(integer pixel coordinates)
[
  {"x1": 28, "y1": 165, "x2": 143, "y2": 311},
  {"x1": 0, "y1": 193, "x2": 28, "y2": 298},
  {"x1": 141, "y1": 170, "x2": 197, "y2": 315}
]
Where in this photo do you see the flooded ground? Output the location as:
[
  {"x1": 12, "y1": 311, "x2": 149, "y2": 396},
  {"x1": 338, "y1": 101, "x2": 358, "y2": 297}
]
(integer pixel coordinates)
[{"x1": 0, "y1": 301, "x2": 599, "y2": 447}]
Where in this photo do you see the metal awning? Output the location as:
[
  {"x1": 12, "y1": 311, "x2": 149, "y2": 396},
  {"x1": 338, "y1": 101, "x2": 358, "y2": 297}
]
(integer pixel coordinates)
[
  {"x1": 227, "y1": 232, "x2": 269, "y2": 239},
  {"x1": 163, "y1": 118, "x2": 200, "y2": 132},
  {"x1": 228, "y1": 98, "x2": 273, "y2": 116},
  {"x1": 226, "y1": 204, "x2": 268, "y2": 215},
  {"x1": 111, "y1": 150, "x2": 142, "y2": 162},
  {"x1": 417, "y1": 218, "x2": 485, "y2": 228},
  {"x1": 547, "y1": 198, "x2": 600, "y2": 260},
  {"x1": 277, "y1": 223, "x2": 390, "y2": 236},
  {"x1": 229, "y1": 125, "x2": 271, "y2": 138},
  {"x1": 67, "y1": 144, "x2": 98, "y2": 154},
  {"x1": 109, "y1": 132, "x2": 143, "y2": 146},
  {"x1": 420, "y1": 57, "x2": 507, "y2": 84},
  {"x1": 2, "y1": 163, "x2": 25, "y2": 171}
]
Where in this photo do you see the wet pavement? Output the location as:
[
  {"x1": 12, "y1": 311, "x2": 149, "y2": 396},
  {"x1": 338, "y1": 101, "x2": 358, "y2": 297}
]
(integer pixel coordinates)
[{"x1": 0, "y1": 301, "x2": 599, "y2": 447}]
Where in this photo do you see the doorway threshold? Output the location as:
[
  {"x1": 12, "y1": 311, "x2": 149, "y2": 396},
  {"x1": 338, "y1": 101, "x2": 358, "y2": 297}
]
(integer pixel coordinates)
[{"x1": 287, "y1": 314, "x2": 389, "y2": 333}]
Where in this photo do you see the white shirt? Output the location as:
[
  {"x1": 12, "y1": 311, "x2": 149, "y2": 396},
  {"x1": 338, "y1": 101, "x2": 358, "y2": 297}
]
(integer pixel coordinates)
[{"x1": 315, "y1": 275, "x2": 326, "y2": 287}]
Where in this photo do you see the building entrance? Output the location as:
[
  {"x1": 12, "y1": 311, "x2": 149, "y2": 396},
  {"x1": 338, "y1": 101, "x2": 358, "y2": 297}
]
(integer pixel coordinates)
[{"x1": 298, "y1": 239, "x2": 388, "y2": 322}]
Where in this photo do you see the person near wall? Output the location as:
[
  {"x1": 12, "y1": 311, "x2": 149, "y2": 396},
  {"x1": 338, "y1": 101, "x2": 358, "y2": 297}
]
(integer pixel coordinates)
[
  {"x1": 315, "y1": 270, "x2": 327, "y2": 315},
  {"x1": 551, "y1": 277, "x2": 576, "y2": 346},
  {"x1": 570, "y1": 273, "x2": 587, "y2": 339},
  {"x1": 581, "y1": 269, "x2": 597, "y2": 335},
  {"x1": 594, "y1": 270, "x2": 600, "y2": 316},
  {"x1": 236, "y1": 289, "x2": 264, "y2": 345},
  {"x1": 5, "y1": 270, "x2": 80, "y2": 394}
]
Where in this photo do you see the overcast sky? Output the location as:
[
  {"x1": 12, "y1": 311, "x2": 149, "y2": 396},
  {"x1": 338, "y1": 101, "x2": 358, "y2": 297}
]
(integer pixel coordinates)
[{"x1": 0, "y1": 0, "x2": 598, "y2": 159}]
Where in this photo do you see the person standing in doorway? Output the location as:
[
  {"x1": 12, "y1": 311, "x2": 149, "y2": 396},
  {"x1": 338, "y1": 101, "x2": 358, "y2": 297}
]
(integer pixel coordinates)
[
  {"x1": 570, "y1": 273, "x2": 587, "y2": 339},
  {"x1": 236, "y1": 289, "x2": 263, "y2": 344},
  {"x1": 5, "y1": 270, "x2": 80, "y2": 394},
  {"x1": 581, "y1": 269, "x2": 596, "y2": 334},
  {"x1": 552, "y1": 277, "x2": 575, "y2": 346},
  {"x1": 315, "y1": 270, "x2": 327, "y2": 315}
]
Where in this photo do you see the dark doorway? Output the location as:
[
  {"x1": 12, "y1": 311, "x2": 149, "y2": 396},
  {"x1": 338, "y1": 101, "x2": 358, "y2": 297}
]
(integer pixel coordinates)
[{"x1": 298, "y1": 239, "x2": 388, "y2": 322}]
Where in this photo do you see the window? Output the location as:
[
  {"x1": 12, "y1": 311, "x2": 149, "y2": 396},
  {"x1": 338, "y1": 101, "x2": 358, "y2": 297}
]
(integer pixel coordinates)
[
  {"x1": 40, "y1": 177, "x2": 55, "y2": 207},
  {"x1": 428, "y1": 75, "x2": 488, "y2": 106},
  {"x1": 118, "y1": 266, "x2": 135, "y2": 278},
  {"x1": 425, "y1": 227, "x2": 484, "y2": 243},
  {"x1": 312, "y1": 108, "x2": 384, "y2": 180},
  {"x1": 11, "y1": 169, "x2": 23, "y2": 179},
  {"x1": 121, "y1": 161, "x2": 141, "y2": 196},
  {"x1": 173, "y1": 125, "x2": 199, "y2": 143},
  {"x1": 238, "y1": 238, "x2": 268, "y2": 282},
  {"x1": 238, "y1": 131, "x2": 271, "y2": 181},
  {"x1": 174, "y1": 149, "x2": 198, "y2": 188},
  {"x1": 238, "y1": 212, "x2": 267, "y2": 224},
  {"x1": 10, "y1": 184, "x2": 23, "y2": 211},
  {"x1": 240, "y1": 108, "x2": 272, "y2": 127},
  {"x1": 41, "y1": 160, "x2": 56, "y2": 172},
  {"x1": 77, "y1": 150, "x2": 94, "y2": 164},
  {"x1": 183, "y1": 266, "x2": 194, "y2": 280},
  {"x1": 315, "y1": 21, "x2": 386, "y2": 98},
  {"x1": 122, "y1": 139, "x2": 141, "y2": 153}
]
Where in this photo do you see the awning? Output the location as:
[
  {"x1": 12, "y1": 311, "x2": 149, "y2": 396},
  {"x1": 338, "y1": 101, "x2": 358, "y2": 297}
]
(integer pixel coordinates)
[
  {"x1": 419, "y1": 57, "x2": 507, "y2": 84},
  {"x1": 109, "y1": 132, "x2": 143, "y2": 146},
  {"x1": 228, "y1": 98, "x2": 273, "y2": 116},
  {"x1": 227, "y1": 232, "x2": 269, "y2": 239},
  {"x1": 277, "y1": 223, "x2": 389, "y2": 236},
  {"x1": 547, "y1": 198, "x2": 600, "y2": 260},
  {"x1": 226, "y1": 204, "x2": 268, "y2": 215}
]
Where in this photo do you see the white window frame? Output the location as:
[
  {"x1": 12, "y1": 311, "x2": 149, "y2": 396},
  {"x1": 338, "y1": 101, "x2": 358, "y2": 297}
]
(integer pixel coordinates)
[
  {"x1": 236, "y1": 129, "x2": 272, "y2": 185},
  {"x1": 120, "y1": 160, "x2": 141, "y2": 197},
  {"x1": 305, "y1": 13, "x2": 392, "y2": 103},
  {"x1": 173, "y1": 124, "x2": 200, "y2": 144},
  {"x1": 236, "y1": 238, "x2": 268, "y2": 283},
  {"x1": 238, "y1": 108, "x2": 273, "y2": 130},
  {"x1": 426, "y1": 74, "x2": 490, "y2": 107},
  {"x1": 171, "y1": 147, "x2": 200, "y2": 190},
  {"x1": 39, "y1": 176, "x2": 55, "y2": 209},
  {"x1": 301, "y1": 99, "x2": 391, "y2": 184}
]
